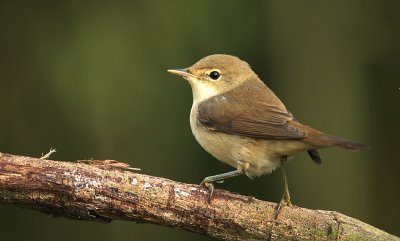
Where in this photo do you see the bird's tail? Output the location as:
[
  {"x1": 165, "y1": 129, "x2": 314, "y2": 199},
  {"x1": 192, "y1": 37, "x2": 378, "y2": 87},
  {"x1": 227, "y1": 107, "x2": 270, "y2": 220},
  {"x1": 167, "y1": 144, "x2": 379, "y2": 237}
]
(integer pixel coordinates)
[
  {"x1": 289, "y1": 120, "x2": 368, "y2": 150},
  {"x1": 306, "y1": 133, "x2": 368, "y2": 150}
]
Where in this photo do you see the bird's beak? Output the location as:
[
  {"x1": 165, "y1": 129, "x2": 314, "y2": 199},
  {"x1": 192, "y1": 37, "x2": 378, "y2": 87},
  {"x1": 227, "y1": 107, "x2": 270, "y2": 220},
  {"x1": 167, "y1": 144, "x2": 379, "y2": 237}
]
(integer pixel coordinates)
[{"x1": 167, "y1": 68, "x2": 196, "y2": 79}]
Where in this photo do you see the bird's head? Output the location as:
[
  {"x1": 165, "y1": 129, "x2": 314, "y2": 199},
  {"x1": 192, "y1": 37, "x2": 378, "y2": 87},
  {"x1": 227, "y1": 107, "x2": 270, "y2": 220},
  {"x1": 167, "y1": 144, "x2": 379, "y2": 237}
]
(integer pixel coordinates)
[{"x1": 168, "y1": 54, "x2": 256, "y2": 102}]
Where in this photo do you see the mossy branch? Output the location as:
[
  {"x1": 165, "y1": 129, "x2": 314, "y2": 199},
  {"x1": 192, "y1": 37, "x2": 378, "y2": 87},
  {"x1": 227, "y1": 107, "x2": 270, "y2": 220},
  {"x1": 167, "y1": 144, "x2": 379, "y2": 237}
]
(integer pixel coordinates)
[{"x1": 0, "y1": 152, "x2": 397, "y2": 240}]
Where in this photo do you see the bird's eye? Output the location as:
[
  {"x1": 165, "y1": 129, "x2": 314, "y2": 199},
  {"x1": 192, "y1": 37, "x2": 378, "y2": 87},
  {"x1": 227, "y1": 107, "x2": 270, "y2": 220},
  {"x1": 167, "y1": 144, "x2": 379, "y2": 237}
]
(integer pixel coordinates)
[{"x1": 209, "y1": 71, "x2": 220, "y2": 80}]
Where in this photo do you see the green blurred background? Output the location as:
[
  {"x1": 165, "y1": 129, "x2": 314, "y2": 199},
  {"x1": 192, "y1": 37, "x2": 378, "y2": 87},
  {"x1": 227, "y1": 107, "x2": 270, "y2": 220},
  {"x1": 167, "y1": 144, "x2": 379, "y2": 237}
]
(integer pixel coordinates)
[{"x1": 0, "y1": 1, "x2": 399, "y2": 240}]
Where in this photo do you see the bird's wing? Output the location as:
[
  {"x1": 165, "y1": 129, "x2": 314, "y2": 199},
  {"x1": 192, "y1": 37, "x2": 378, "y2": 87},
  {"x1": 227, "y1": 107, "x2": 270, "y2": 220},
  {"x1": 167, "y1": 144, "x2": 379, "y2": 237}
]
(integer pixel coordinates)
[{"x1": 197, "y1": 95, "x2": 307, "y2": 140}]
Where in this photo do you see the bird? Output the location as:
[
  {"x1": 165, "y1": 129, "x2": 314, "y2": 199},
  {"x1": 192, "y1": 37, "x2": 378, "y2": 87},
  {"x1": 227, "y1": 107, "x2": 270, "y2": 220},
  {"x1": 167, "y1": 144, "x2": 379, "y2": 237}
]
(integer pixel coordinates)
[{"x1": 167, "y1": 54, "x2": 367, "y2": 207}]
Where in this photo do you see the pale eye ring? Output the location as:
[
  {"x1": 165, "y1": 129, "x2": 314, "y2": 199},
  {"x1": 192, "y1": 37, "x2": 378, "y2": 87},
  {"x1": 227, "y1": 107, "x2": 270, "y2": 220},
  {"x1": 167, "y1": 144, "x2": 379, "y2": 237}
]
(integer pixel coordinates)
[{"x1": 209, "y1": 71, "x2": 221, "y2": 80}]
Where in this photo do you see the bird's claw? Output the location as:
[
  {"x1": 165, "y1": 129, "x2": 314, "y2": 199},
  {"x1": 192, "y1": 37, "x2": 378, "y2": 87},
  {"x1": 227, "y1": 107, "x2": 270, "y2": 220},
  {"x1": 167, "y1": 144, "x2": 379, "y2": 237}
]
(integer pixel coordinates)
[
  {"x1": 275, "y1": 197, "x2": 292, "y2": 219},
  {"x1": 200, "y1": 180, "x2": 214, "y2": 203}
]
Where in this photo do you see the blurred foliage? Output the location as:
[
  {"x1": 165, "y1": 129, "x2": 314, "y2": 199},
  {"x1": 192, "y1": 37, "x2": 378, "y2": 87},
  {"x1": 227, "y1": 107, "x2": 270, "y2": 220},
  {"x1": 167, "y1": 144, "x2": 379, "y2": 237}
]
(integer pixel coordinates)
[{"x1": 0, "y1": 1, "x2": 399, "y2": 240}]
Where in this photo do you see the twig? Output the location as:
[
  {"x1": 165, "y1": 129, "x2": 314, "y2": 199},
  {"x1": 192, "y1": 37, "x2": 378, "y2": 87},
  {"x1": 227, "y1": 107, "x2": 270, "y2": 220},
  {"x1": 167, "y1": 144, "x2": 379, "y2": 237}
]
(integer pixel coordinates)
[
  {"x1": 40, "y1": 148, "x2": 56, "y2": 159},
  {"x1": 0, "y1": 152, "x2": 397, "y2": 241}
]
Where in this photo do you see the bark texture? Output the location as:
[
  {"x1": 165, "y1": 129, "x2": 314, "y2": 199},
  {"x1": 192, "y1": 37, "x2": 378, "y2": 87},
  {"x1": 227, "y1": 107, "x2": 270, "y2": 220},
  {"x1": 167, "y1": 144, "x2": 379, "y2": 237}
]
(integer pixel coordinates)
[{"x1": 0, "y1": 152, "x2": 397, "y2": 240}]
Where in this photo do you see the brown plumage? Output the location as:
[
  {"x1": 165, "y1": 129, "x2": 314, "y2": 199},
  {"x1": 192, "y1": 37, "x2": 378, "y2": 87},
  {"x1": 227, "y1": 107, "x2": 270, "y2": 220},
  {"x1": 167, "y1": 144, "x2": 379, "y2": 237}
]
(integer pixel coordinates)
[
  {"x1": 195, "y1": 62, "x2": 367, "y2": 154},
  {"x1": 168, "y1": 54, "x2": 367, "y2": 205}
]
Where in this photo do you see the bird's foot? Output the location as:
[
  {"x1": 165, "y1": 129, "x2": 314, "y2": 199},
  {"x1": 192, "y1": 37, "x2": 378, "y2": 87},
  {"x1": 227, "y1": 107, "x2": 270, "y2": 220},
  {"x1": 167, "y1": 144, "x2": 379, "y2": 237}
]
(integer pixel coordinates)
[
  {"x1": 275, "y1": 196, "x2": 292, "y2": 219},
  {"x1": 200, "y1": 179, "x2": 214, "y2": 203},
  {"x1": 200, "y1": 170, "x2": 244, "y2": 203}
]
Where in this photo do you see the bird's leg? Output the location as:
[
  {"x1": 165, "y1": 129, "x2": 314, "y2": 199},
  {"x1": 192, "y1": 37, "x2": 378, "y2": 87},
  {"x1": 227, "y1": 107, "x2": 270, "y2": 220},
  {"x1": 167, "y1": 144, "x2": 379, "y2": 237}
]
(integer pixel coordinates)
[
  {"x1": 276, "y1": 156, "x2": 292, "y2": 215},
  {"x1": 201, "y1": 162, "x2": 248, "y2": 203},
  {"x1": 201, "y1": 170, "x2": 243, "y2": 202}
]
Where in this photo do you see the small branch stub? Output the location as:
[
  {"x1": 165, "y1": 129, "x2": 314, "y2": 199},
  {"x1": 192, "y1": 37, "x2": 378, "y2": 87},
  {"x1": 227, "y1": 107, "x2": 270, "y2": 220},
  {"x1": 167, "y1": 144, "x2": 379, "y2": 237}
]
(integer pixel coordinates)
[
  {"x1": 0, "y1": 152, "x2": 397, "y2": 240},
  {"x1": 40, "y1": 148, "x2": 56, "y2": 160}
]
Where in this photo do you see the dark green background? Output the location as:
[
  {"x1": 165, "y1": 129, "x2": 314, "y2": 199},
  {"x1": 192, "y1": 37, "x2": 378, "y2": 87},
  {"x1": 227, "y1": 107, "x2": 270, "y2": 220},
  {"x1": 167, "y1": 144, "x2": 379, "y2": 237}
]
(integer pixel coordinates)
[{"x1": 1, "y1": 1, "x2": 399, "y2": 240}]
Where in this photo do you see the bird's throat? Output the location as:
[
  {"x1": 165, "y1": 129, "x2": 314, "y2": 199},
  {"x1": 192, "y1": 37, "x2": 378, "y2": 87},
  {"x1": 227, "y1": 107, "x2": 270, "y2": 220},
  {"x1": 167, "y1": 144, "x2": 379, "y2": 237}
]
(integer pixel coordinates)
[{"x1": 189, "y1": 80, "x2": 219, "y2": 103}]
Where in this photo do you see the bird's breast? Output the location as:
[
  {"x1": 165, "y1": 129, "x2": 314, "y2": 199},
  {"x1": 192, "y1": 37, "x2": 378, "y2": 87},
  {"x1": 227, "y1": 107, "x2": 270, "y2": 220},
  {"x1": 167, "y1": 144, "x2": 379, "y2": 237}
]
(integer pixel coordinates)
[{"x1": 190, "y1": 102, "x2": 239, "y2": 161}]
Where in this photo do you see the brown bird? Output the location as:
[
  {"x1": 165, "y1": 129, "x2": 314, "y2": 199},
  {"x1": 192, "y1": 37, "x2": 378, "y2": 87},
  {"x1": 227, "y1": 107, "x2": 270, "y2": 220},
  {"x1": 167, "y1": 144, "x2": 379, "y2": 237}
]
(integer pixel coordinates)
[{"x1": 168, "y1": 54, "x2": 367, "y2": 207}]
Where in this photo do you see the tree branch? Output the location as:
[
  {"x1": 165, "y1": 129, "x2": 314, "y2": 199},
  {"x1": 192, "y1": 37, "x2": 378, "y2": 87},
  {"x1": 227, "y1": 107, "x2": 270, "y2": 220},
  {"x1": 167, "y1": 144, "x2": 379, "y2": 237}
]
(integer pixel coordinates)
[{"x1": 0, "y1": 152, "x2": 397, "y2": 240}]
